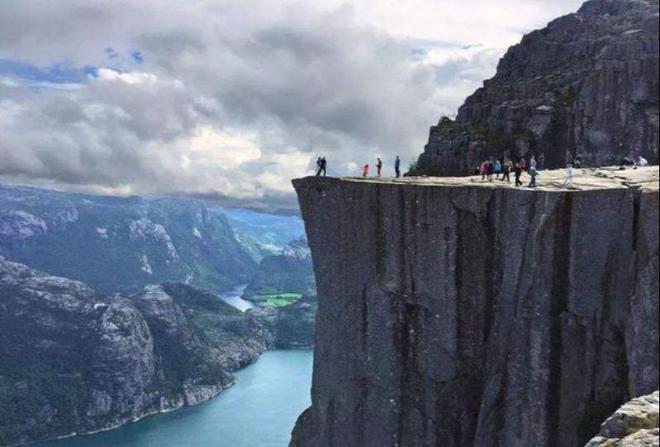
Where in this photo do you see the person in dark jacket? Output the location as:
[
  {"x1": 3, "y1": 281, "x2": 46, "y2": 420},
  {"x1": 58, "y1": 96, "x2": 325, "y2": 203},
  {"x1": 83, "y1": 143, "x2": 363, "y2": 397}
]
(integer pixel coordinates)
[
  {"x1": 501, "y1": 161, "x2": 511, "y2": 182},
  {"x1": 376, "y1": 158, "x2": 383, "y2": 178},
  {"x1": 514, "y1": 162, "x2": 523, "y2": 186},
  {"x1": 315, "y1": 157, "x2": 322, "y2": 176},
  {"x1": 395, "y1": 156, "x2": 401, "y2": 178},
  {"x1": 317, "y1": 157, "x2": 327, "y2": 176}
]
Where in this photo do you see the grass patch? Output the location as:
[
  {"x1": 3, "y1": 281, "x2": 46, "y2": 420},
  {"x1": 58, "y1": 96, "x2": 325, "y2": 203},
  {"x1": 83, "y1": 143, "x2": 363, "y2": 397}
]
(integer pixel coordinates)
[{"x1": 260, "y1": 293, "x2": 303, "y2": 307}]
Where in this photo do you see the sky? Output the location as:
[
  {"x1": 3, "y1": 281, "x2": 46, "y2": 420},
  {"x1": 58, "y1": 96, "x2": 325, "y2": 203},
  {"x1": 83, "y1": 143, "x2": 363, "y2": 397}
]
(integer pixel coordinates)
[{"x1": 0, "y1": 0, "x2": 583, "y2": 209}]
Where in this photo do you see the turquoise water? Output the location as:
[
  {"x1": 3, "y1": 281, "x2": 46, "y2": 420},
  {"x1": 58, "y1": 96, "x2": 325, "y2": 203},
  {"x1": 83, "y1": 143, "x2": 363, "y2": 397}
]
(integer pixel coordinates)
[{"x1": 36, "y1": 351, "x2": 313, "y2": 447}]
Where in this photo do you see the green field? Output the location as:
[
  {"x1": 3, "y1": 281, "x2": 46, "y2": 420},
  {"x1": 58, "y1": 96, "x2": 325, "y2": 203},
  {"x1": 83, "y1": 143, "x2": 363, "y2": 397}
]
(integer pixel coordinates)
[{"x1": 259, "y1": 293, "x2": 303, "y2": 307}]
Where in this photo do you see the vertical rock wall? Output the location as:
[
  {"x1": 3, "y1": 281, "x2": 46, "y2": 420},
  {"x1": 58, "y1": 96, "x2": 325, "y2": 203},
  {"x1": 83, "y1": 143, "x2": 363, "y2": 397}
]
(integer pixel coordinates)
[
  {"x1": 291, "y1": 176, "x2": 658, "y2": 447},
  {"x1": 413, "y1": 0, "x2": 659, "y2": 175}
]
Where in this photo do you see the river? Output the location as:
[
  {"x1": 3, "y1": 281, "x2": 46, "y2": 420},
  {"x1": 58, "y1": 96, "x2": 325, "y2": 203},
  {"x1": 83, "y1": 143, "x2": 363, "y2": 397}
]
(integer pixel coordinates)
[{"x1": 219, "y1": 283, "x2": 255, "y2": 311}]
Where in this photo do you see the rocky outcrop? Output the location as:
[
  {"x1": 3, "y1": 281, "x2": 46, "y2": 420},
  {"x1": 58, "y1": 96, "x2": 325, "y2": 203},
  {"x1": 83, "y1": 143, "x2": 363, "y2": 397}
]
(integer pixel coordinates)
[
  {"x1": 291, "y1": 167, "x2": 659, "y2": 446},
  {"x1": 413, "y1": 0, "x2": 659, "y2": 176},
  {"x1": 0, "y1": 259, "x2": 266, "y2": 447},
  {"x1": 252, "y1": 295, "x2": 318, "y2": 349},
  {"x1": 586, "y1": 391, "x2": 659, "y2": 446}
]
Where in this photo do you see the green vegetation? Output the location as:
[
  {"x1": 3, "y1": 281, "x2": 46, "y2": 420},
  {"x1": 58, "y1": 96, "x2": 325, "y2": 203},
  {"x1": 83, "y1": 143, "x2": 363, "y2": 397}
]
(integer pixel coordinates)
[{"x1": 260, "y1": 293, "x2": 303, "y2": 307}]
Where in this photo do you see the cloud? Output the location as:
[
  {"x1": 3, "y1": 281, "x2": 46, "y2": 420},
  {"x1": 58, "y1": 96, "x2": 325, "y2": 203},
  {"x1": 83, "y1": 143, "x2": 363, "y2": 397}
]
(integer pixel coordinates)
[{"x1": 0, "y1": 0, "x2": 584, "y2": 209}]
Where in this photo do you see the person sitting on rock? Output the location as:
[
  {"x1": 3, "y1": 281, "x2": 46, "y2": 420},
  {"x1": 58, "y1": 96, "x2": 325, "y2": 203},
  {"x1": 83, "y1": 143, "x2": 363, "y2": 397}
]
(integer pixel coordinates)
[{"x1": 362, "y1": 164, "x2": 369, "y2": 177}]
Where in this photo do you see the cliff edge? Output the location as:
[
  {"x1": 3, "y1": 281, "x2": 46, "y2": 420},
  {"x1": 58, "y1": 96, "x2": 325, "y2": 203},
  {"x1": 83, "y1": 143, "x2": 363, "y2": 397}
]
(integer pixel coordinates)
[{"x1": 291, "y1": 166, "x2": 658, "y2": 446}]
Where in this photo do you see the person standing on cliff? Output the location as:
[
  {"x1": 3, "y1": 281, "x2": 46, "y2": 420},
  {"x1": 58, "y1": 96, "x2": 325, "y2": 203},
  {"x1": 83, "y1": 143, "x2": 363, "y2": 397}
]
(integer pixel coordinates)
[
  {"x1": 317, "y1": 157, "x2": 327, "y2": 176},
  {"x1": 395, "y1": 156, "x2": 401, "y2": 178},
  {"x1": 520, "y1": 158, "x2": 527, "y2": 172},
  {"x1": 362, "y1": 164, "x2": 369, "y2": 177},
  {"x1": 376, "y1": 158, "x2": 383, "y2": 178},
  {"x1": 563, "y1": 163, "x2": 574, "y2": 187},
  {"x1": 494, "y1": 159, "x2": 502, "y2": 179},
  {"x1": 527, "y1": 166, "x2": 538, "y2": 188},
  {"x1": 514, "y1": 162, "x2": 523, "y2": 186},
  {"x1": 486, "y1": 160, "x2": 494, "y2": 181},
  {"x1": 538, "y1": 153, "x2": 545, "y2": 171},
  {"x1": 315, "y1": 157, "x2": 323, "y2": 176},
  {"x1": 502, "y1": 161, "x2": 511, "y2": 182},
  {"x1": 480, "y1": 161, "x2": 487, "y2": 180}
]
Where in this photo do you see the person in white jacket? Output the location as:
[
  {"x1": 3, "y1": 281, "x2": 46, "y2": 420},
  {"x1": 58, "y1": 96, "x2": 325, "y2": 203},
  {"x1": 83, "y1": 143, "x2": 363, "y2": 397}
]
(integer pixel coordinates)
[{"x1": 563, "y1": 163, "x2": 574, "y2": 187}]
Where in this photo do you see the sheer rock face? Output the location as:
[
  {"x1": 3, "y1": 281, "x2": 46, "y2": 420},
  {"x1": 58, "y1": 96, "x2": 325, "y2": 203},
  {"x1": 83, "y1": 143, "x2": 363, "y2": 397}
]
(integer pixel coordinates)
[
  {"x1": 586, "y1": 391, "x2": 659, "y2": 446},
  {"x1": 414, "y1": 0, "x2": 659, "y2": 176},
  {"x1": 291, "y1": 168, "x2": 659, "y2": 447}
]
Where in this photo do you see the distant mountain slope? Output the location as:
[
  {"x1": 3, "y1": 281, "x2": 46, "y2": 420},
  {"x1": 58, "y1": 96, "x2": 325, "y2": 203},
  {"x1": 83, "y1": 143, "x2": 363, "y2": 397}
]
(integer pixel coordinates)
[
  {"x1": 0, "y1": 183, "x2": 256, "y2": 294},
  {"x1": 218, "y1": 207, "x2": 306, "y2": 261},
  {"x1": 412, "y1": 0, "x2": 659, "y2": 175},
  {"x1": 0, "y1": 258, "x2": 267, "y2": 447},
  {"x1": 243, "y1": 238, "x2": 316, "y2": 304}
]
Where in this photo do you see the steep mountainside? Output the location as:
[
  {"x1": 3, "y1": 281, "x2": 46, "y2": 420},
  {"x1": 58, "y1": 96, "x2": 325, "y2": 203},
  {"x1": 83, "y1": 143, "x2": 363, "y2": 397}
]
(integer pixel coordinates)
[
  {"x1": 252, "y1": 295, "x2": 318, "y2": 349},
  {"x1": 413, "y1": 0, "x2": 659, "y2": 175},
  {"x1": 0, "y1": 183, "x2": 256, "y2": 294},
  {"x1": 0, "y1": 258, "x2": 266, "y2": 447},
  {"x1": 219, "y1": 207, "x2": 306, "y2": 261},
  {"x1": 291, "y1": 167, "x2": 659, "y2": 447},
  {"x1": 243, "y1": 238, "x2": 316, "y2": 304}
]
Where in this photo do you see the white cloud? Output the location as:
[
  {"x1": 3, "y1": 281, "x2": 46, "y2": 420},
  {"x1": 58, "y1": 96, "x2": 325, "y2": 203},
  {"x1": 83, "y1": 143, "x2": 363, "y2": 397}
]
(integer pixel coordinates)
[{"x1": 0, "y1": 0, "x2": 585, "y2": 208}]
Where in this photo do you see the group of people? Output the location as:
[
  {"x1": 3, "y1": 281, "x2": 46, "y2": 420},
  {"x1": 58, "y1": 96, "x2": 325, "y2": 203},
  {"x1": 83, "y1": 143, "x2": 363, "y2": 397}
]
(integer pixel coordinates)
[
  {"x1": 361, "y1": 156, "x2": 401, "y2": 178},
  {"x1": 477, "y1": 154, "x2": 545, "y2": 188},
  {"x1": 316, "y1": 156, "x2": 402, "y2": 178}
]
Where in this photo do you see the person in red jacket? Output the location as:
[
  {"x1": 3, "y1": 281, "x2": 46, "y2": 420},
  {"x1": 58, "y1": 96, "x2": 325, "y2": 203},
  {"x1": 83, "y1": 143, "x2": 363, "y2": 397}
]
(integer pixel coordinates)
[{"x1": 362, "y1": 164, "x2": 369, "y2": 177}]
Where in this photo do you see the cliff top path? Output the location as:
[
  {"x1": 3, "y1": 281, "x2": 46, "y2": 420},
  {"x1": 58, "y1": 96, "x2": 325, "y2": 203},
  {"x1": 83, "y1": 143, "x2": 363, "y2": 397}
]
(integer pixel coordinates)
[{"x1": 301, "y1": 165, "x2": 659, "y2": 192}]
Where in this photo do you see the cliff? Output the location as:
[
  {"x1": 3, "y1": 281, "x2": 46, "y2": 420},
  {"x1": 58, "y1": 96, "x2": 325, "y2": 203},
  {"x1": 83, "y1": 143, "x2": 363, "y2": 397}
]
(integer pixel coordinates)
[
  {"x1": 0, "y1": 260, "x2": 266, "y2": 447},
  {"x1": 291, "y1": 166, "x2": 659, "y2": 446},
  {"x1": 412, "y1": 0, "x2": 659, "y2": 175}
]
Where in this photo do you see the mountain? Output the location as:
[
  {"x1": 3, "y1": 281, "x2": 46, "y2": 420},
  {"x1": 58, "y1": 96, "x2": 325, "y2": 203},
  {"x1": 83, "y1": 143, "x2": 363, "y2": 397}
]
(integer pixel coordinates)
[
  {"x1": 412, "y1": 0, "x2": 659, "y2": 176},
  {"x1": 243, "y1": 238, "x2": 316, "y2": 305},
  {"x1": 252, "y1": 295, "x2": 318, "y2": 349},
  {"x1": 0, "y1": 183, "x2": 256, "y2": 294},
  {"x1": 0, "y1": 258, "x2": 267, "y2": 447},
  {"x1": 290, "y1": 166, "x2": 659, "y2": 446},
  {"x1": 218, "y1": 207, "x2": 306, "y2": 261}
]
